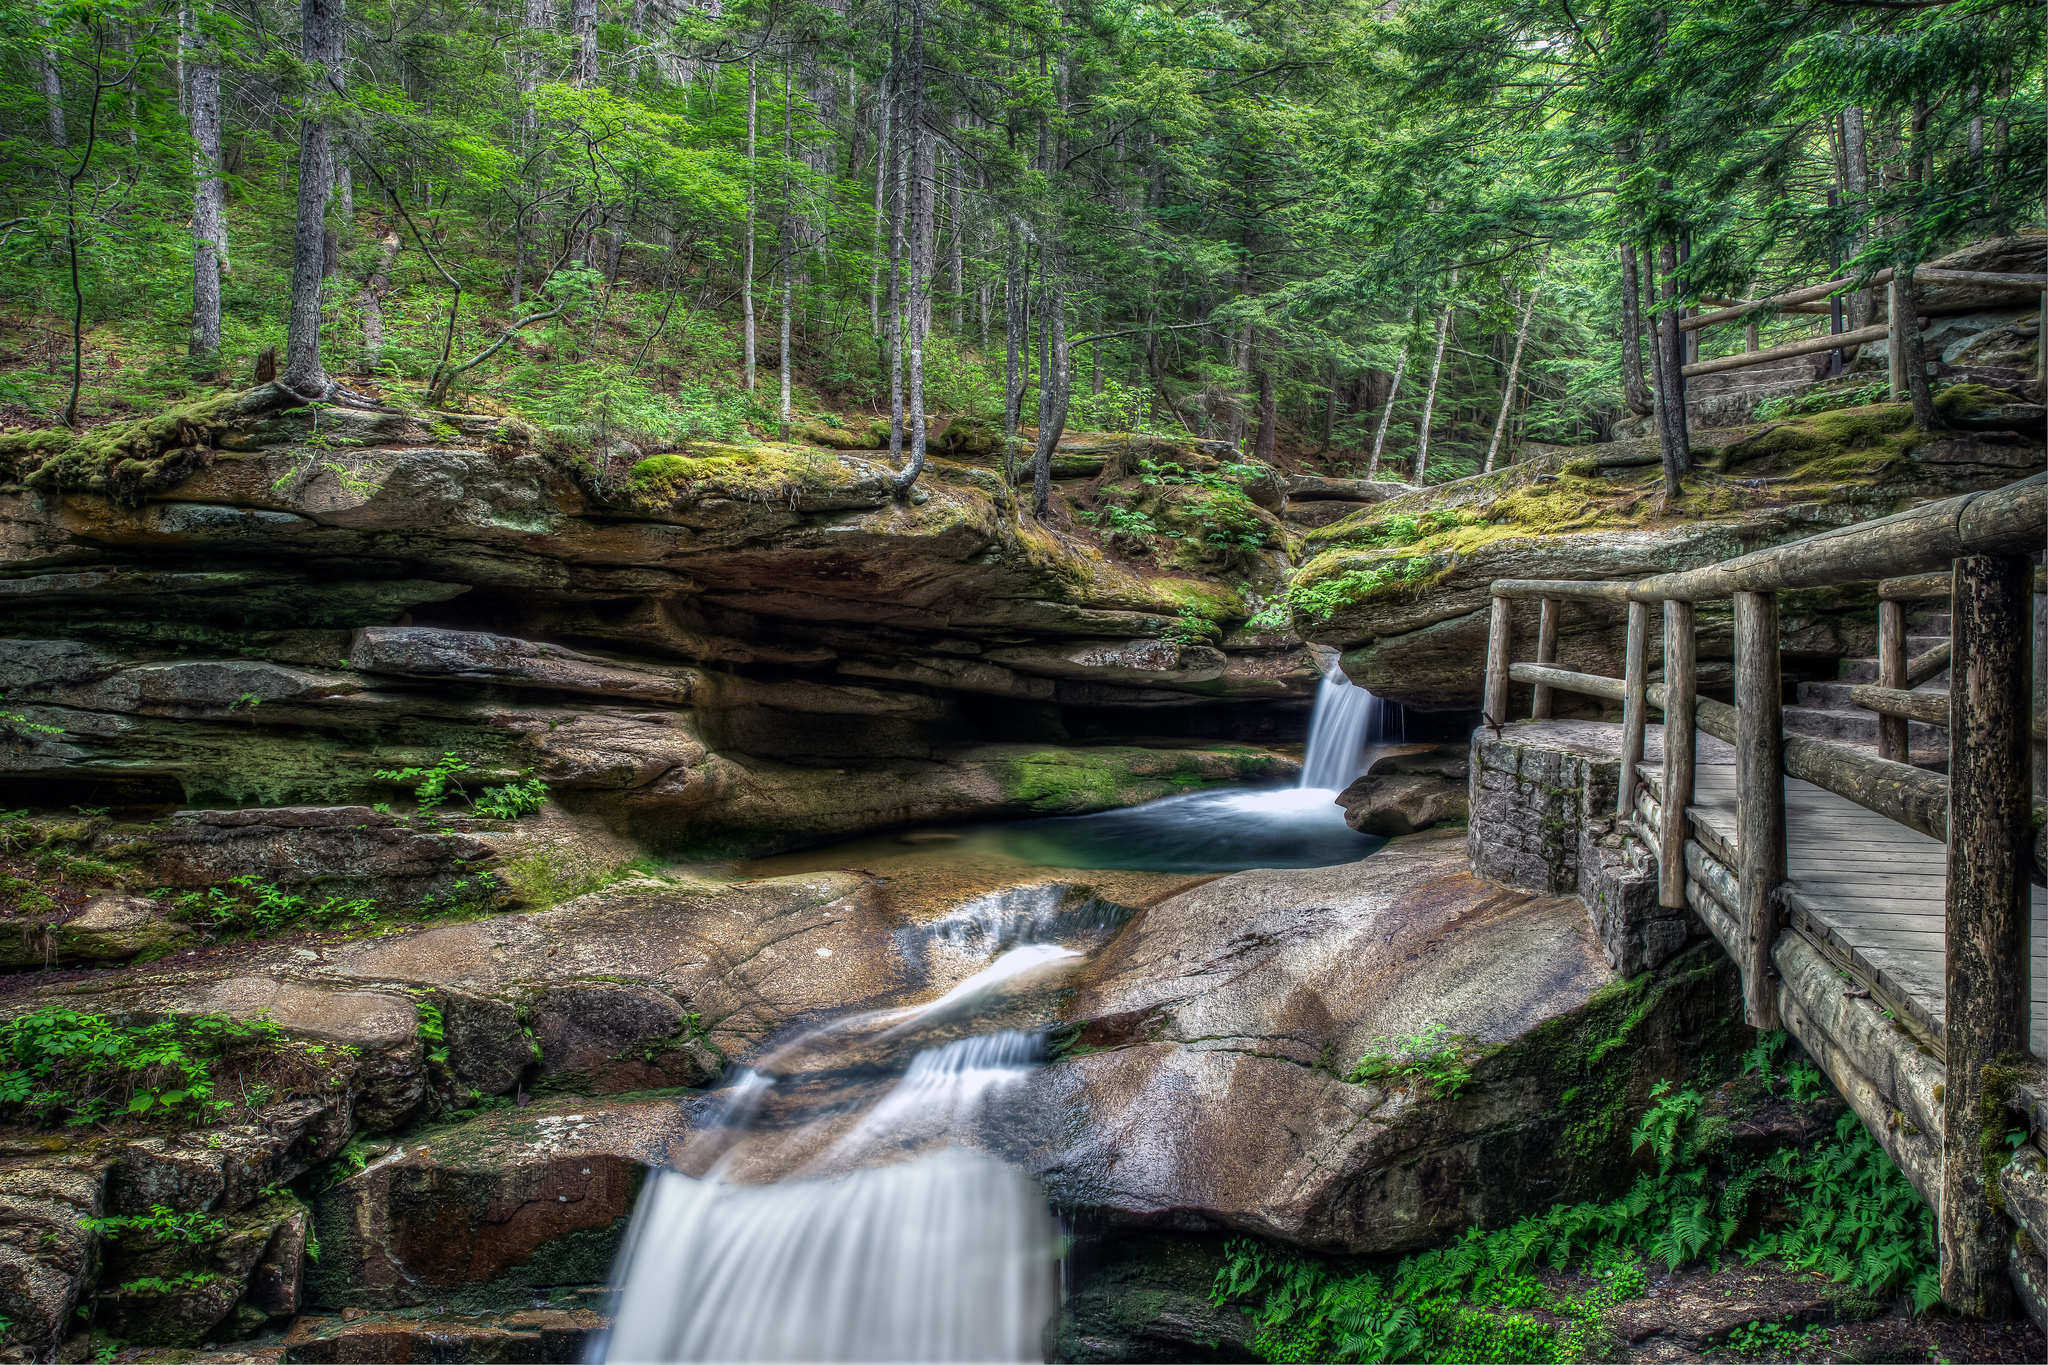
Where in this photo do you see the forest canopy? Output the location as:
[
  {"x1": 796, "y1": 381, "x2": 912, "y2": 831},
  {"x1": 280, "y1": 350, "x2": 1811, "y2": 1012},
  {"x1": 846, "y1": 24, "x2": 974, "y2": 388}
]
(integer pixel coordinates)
[{"x1": 0, "y1": 0, "x2": 2039, "y2": 496}]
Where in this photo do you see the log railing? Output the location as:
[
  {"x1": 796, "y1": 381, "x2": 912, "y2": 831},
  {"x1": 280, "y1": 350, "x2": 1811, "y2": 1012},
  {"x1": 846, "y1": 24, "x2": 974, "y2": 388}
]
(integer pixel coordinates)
[
  {"x1": 1674, "y1": 264, "x2": 2048, "y2": 388},
  {"x1": 1481, "y1": 474, "x2": 2045, "y2": 1315}
]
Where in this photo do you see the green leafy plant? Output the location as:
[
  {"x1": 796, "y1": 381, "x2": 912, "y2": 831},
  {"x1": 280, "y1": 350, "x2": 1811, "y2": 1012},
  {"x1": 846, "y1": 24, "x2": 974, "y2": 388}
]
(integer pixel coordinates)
[
  {"x1": 1718, "y1": 1318, "x2": 1831, "y2": 1358},
  {"x1": 1160, "y1": 603, "x2": 1222, "y2": 646},
  {"x1": 1, "y1": 695, "x2": 66, "y2": 740},
  {"x1": 0, "y1": 1007, "x2": 288, "y2": 1127},
  {"x1": 1740, "y1": 1029, "x2": 1791, "y2": 1094},
  {"x1": 78, "y1": 1204, "x2": 227, "y2": 1244},
  {"x1": 1349, "y1": 1023, "x2": 1477, "y2": 1102},
  {"x1": 472, "y1": 777, "x2": 548, "y2": 819},
  {"x1": 1287, "y1": 559, "x2": 1431, "y2": 619}
]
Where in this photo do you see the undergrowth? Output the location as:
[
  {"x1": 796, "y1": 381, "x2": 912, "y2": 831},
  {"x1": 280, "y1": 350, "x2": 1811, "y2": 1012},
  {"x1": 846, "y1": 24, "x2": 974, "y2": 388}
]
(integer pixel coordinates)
[
  {"x1": 1213, "y1": 1073, "x2": 1939, "y2": 1363},
  {"x1": 0, "y1": 1006, "x2": 351, "y2": 1127}
]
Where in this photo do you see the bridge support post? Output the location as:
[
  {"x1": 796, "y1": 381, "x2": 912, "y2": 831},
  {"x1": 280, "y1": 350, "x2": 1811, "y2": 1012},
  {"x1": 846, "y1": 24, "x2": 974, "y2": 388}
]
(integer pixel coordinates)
[
  {"x1": 1617, "y1": 601, "x2": 1649, "y2": 821},
  {"x1": 1939, "y1": 553, "x2": 2031, "y2": 1319},
  {"x1": 1484, "y1": 594, "x2": 1512, "y2": 726},
  {"x1": 1734, "y1": 591, "x2": 1785, "y2": 1030},
  {"x1": 1658, "y1": 600, "x2": 1697, "y2": 909},
  {"x1": 1531, "y1": 597, "x2": 1559, "y2": 720},
  {"x1": 1878, "y1": 598, "x2": 1909, "y2": 763}
]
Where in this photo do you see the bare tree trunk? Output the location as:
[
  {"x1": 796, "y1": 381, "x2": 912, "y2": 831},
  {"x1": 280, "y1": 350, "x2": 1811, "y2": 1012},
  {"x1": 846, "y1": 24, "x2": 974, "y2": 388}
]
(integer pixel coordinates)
[
  {"x1": 1620, "y1": 245, "x2": 1653, "y2": 416},
  {"x1": 39, "y1": 19, "x2": 66, "y2": 149},
  {"x1": 1900, "y1": 270, "x2": 1937, "y2": 429},
  {"x1": 186, "y1": 11, "x2": 225, "y2": 365},
  {"x1": 176, "y1": 0, "x2": 188, "y2": 116},
  {"x1": 519, "y1": 0, "x2": 546, "y2": 142},
  {"x1": 743, "y1": 56, "x2": 757, "y2": 392},
  {"x1": 352, "y1": 230, "x2": 400, "y2": 372},
  {"x1": 886, "y1": 98, "x2": 907, "y2": 460},
  {"x1": 1653, "y1": 234, "x2": 1690, "y2": 498},
  {"x1": 1319, "y1": 354, "x2": 1338, "y2": 454},
  {"x1": 1030, "y1": 236, "x2": 1069, "y2": 518},
  {"x1": 779, "y1": 55, "x2": 794, "y2": 440},
  {"x1": 1253, "y1": 336, "x2": 1277, "y2": 465},
  {"x1": 570, "y1": 0, "x2": 597, "y2": 85},
  {"x1": 948, "y1": 143, "x2": 964, "y2": 334},
  {"x1": 282, "y1": 0, "x2": 345, "y2": 398},
  {"x1": 1484, "y1": 280, "x2": 1541, "y2": 472},
  {"x1": 1003, "y1": 218, "x2": 1027, "y2": 482},
  {"x1": 868, "y1": 75, "x2": 892, "y2": 344},
  {"x1": 1412, "y1": 270, "x2": 1457, "y2": 483},
  {"x1": 893, "y1": 5, "x2": 930, "y2": 494},
  {"x1": 1843, "y1": 106, "x2": 1873, "y2": 329},
  {"x1": 915, "y1": 129, "x2": 935, "y2": 341},
  {"x1": 1367, "y1": 343, "x2": 1407, "y2": 480},
  {"x1": 334, "y1": 152, "x2": 353, "y2": 244}
]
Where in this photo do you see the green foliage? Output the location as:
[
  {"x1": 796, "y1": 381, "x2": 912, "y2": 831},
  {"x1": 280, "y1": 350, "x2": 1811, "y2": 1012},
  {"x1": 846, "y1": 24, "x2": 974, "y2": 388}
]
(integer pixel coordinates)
[
  {"x1": 1216, "y1": 1081, "x2": 1939, "y2": 1362},
  {"x1": 1349, "y1": 1023, "x2": 1478, "y2": 1102},
  {"x1": 1160, "y1": 603, "x2": 1223, "y2": 646},
  {"x1": 167, "y1": 874, "x2": 376, "y2": 935},
  {"x1": 0, "y1": 696, "x2": 66, "y2": 740},
  {"x1": 1754, "y1": 382, "x2": 1892, "y2": 423},
  {"x1": 1718, "y1": 1318, "x2": 1830, "y2": 1358},
  {"x1": 78, "y1": 1204, "x2": 227, "y2": 1245},
  {"x1": 0, "y1": 1006, "x2": 287, "y2": 1127},
  {"x1": 1740, "y1": 1030, "x2": 1791, "y2": 1094},
  {"x1": 1287, "y1": 559, "x2": 1433, "y2": 621},
  {"x1": 471, "y1": 777, "x2": 549, "y2": 820}
]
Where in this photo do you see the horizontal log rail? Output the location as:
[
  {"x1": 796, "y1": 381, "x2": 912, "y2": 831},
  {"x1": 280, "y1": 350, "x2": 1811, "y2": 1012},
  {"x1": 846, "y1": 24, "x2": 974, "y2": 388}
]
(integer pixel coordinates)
[
  {"x1": 1852, "y1": 684, "x2": 2048, "y2": 741},
  {"x1": 1882, "y1": 567, "x2": 2048, "y2": 600},
  {"x1": 1681, "y1": 267, "x2": 2044, "y2": 335},
  {"x1": 1680, "y1": 321, "x2": 1894, "y2": 379}
]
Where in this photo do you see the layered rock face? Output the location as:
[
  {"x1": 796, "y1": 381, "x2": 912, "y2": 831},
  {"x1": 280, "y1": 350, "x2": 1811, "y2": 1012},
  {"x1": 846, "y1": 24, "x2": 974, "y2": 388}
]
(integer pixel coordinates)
[{"x1": 2, "y1": 400, "x2": 1313, "y2": 862}]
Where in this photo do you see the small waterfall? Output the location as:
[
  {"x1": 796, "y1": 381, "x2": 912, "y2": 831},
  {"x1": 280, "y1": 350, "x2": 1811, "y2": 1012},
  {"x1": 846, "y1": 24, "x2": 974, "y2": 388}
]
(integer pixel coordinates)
[
  {"x1": 594, "y1": 913, "x2": 1076, "y2": 1363},
  {"x1": 1298, "y1": 670, "x2": 1400, "y2": 790}
]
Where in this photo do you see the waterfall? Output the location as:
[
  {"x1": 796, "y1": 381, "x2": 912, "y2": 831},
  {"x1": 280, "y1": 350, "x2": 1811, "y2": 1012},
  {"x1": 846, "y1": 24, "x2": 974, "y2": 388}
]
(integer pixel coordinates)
[
  {"x1": 1298, "y1": 670, "x2": 1399, "y2": 791},
  {"x1": 593, "y1": 920, "x2": 1076, "y2": 1363}
]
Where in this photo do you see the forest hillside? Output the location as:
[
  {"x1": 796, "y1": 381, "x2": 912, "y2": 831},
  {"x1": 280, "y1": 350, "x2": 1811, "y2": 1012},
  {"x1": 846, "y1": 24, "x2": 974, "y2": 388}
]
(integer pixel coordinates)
[{"x1": 0, "y1": 0, "x2": 2039, "y2": 497}]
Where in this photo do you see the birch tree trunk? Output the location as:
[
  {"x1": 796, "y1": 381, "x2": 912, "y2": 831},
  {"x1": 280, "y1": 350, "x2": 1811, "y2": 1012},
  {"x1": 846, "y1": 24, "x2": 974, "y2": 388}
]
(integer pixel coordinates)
[
  {"x1": 779, "y1": 55, "x2": 794, "y2": 440},
  {"x1": 186, "y1": 9, "x2": 226, "y2": 364},
  {"x1": 39, "y1": 19, "x2": 66, "y2": 149},
  {"x1": 353, "y1": 230, "x2": 400, "y2": 372},
  {"x1": 519, "y1": 0, "x2": 545, "y2": 142},
  {"x1": 1029, "y1": 236, "x2": 1070, "y2": 518},
  {"x1": 282, "y1": 0, "x2": 345, "y2": 397},
  {"x1": 868, "y1": 75, "x2": 892, "y2": 344},
  {"x1": 1411, "y1": 269, "x2": 1457, "y2": 483},
  {"x1": 1483, "y1": 280, "x2": 1541, "y2": 472},
  {"x1": 570, "y1": 0, "x2": 597, "y2": 85},
  {"x1": 892, "y1": 4, "x2": 930, "y2": 494},
  {"x1": 1003, "y1": 218, "x2": 1027, "y2": 482},
  {"x1": 1656, "y1": 235, "x2": 1690, "y2": 497},
  {"x1": 947, "y1": 143, "x2": 964, "y2": 334},
  {"x1": 886, "y1": 99, "x2": 907, "y2": 460},
  {"x1": 1620, "y1": 245, "x2": 1653, "y2": 416},
  {"x1": 1367, "y1": 344, "x2": 1407, "y2": 479},
  {"x1": 743, "y1": 56, "x2": 757, "y2": 392},
  {"x1": 1253, "y1": 335, "x2": 1277, "y2": 465}
]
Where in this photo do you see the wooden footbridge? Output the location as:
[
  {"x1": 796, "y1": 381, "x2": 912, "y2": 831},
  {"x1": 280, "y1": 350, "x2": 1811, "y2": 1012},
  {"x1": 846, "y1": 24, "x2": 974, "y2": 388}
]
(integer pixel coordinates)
[{"x1": 1479, "y1": 473, "x2": 2046, "y2": 1322}]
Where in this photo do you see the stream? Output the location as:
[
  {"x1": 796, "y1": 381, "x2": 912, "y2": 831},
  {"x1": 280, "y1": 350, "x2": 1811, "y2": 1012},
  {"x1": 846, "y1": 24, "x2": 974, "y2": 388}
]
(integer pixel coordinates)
[{"x1": 591, "y1": 675, "x2": 1398, "y2": 1362}]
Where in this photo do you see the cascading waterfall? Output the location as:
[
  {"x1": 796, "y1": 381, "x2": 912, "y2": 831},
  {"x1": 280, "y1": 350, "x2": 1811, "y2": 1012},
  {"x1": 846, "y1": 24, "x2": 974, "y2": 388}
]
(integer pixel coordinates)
[
  {"x1": 1297, "y1": 670, "x2": 1400, "y2": 791},
  {"x1": 593, "y1": 921, "x2": 1079, "y2": 1363}
]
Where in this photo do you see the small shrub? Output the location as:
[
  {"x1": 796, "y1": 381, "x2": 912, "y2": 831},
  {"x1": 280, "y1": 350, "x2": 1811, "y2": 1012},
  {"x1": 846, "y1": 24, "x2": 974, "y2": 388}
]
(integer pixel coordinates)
[{"x1": 1349, "y1": 1023, "x2": 1477, "y2": 1102}]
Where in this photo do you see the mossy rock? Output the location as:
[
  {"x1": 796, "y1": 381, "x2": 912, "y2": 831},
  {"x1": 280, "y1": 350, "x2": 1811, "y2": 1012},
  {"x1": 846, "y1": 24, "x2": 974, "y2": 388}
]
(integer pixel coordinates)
[
  {"x1": 0, "y1": 389, "x2": 266, "y2": 503},
  {"x1": 793, "y1": 418, "x2": 888, "y2": 451},
  {"x1": 937, "y1": 416, "x2": 1002, "y2": 458}
]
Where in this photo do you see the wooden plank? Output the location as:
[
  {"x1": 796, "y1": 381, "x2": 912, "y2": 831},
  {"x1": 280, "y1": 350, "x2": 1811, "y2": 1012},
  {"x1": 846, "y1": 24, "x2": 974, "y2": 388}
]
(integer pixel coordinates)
[
  {"x1": 1878, "y1": 599, "x2": 1910, "y2": 761},
  {"x1": 1489, "y1": 578, "x2": 1631, "y2": 602},
  {"x1": 1484, "y1": 595, "x2": 1512, "y2": 726}
]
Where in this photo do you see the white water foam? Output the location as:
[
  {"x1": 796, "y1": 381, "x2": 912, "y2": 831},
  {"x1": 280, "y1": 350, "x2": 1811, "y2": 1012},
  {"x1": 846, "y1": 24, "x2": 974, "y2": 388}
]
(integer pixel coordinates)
[
  {"x1": 1297, "y1": 670, "x2": 1400, "y2": 790},
  {"x1": 600, "y1": 1144, "x2": 1059, "y2": 1362}
]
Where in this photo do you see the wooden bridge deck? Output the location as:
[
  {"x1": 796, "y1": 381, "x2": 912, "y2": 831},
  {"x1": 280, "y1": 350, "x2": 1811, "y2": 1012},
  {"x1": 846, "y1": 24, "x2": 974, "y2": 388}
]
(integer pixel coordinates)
[{"x1": 1647, "y1": 762, "x2": 2047, "y2": 1059}]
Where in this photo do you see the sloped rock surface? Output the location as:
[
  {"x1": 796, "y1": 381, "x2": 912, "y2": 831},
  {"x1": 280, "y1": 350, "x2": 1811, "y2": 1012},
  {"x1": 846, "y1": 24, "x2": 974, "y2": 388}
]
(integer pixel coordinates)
[{"x1": 1028, "y1": 830, "x2": 1745, "y2": 1252}]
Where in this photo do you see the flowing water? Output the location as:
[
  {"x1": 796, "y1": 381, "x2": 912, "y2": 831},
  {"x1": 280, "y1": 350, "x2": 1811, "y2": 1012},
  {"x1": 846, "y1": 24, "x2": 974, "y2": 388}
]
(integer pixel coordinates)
[
  {"x1": 596, "y1": 683, "x2": 1407, "y2": 1361},
  {"x1": 1297, "y1": 670, "x2": 1403, "y2": 790}
]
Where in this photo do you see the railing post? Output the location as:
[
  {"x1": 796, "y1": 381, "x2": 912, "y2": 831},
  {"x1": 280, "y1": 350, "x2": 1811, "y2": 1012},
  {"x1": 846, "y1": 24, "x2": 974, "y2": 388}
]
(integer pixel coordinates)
[
  {"x1": 1877, "y1": 597, "x2": 1909, "y2": 762},
  {"x1": 1530, "y1": 596, "x2": 1559, "y2": 720},
  {"x1": 1734, "y1": 591, "x2": 1785, "y2": 1030},
  {"x1": 1616, "y1": 600, "x2": 1649, "y2": 821},
  {"x1": 1484, "y1": 594, "x2": 1512, "y2": 726},
  {"x1": 1939, "y1": 554, "x2": 2032, "y2": 1320},
  {"x1": 1658, "y1": 600, "x2": 1697, "y2": 909}
]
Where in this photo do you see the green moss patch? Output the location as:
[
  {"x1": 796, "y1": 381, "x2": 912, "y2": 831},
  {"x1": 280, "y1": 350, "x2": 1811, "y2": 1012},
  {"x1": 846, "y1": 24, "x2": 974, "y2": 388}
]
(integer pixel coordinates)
[{"x1": 0, "y1": 390, "x2": 251, "y2": 502}]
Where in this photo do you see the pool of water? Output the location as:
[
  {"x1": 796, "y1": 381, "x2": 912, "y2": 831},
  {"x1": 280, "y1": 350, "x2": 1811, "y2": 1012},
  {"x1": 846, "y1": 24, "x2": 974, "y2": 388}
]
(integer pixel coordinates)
[{"x1": 735, "y1": 782, "x2": 1382, "y2": 881}]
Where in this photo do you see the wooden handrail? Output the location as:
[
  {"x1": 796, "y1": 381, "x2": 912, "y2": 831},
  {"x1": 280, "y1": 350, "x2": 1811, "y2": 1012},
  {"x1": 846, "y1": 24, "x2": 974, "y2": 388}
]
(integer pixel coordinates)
[
  {"x1": 1681, "y1": 269, "x2": 1895, "y2": 333},
  {"x1": 1881, "y1": 567, "x2": 2048, "y2": 600},
  {"x1": 1681, "y1": 322, "x2": 1893, "y2": 379}
]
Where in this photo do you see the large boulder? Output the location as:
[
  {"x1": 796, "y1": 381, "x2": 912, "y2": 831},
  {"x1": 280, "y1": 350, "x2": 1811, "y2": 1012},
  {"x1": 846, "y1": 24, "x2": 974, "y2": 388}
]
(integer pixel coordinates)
[
  {"x1": 0, "y1": 1154, "x2": 106, "y2": 1352},
  {"x1": 305, "y1": 1095, "x2": 687, "y2": 1312},
  {"x1": 94, "y1": 1192, "x2": 310, "y2": 1346},
  {"x1": 1334, "y1": 743, "x2": 1471, "y2": 835},
  {"x1": 1029, "y1": 830, "x2": 1747, "y2": 1252}
]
